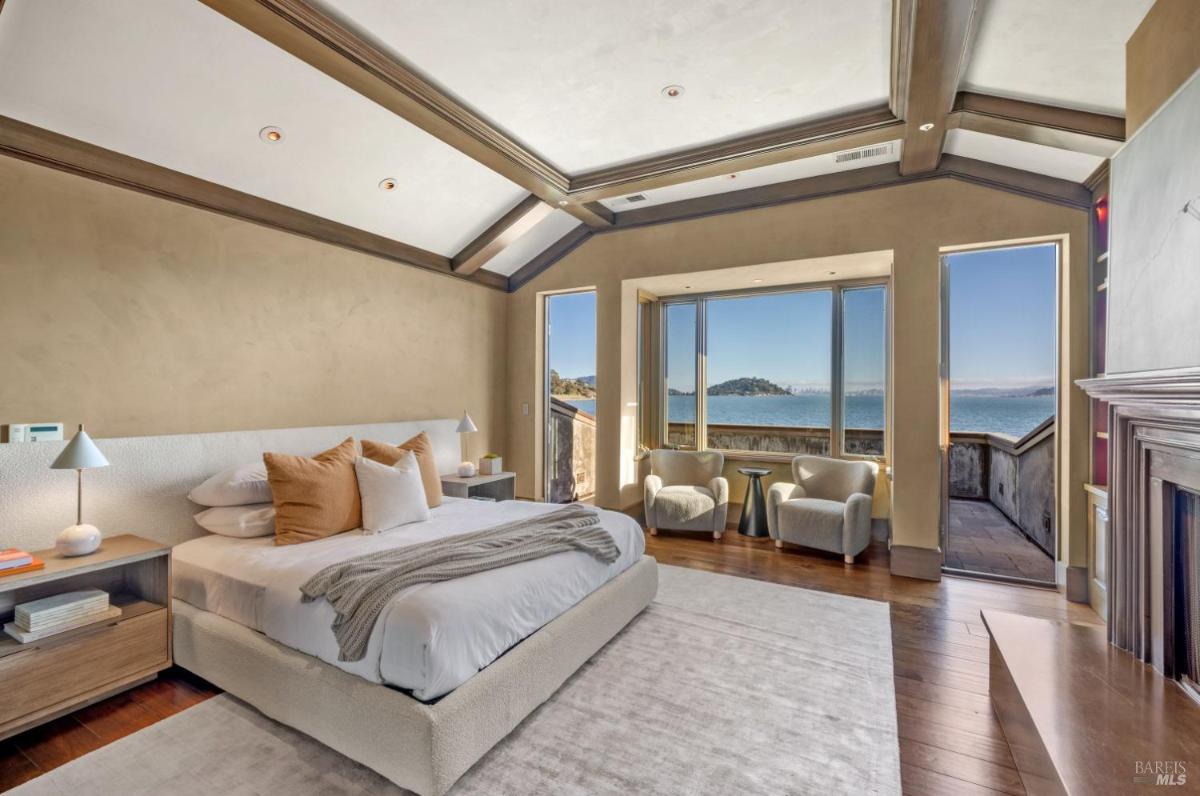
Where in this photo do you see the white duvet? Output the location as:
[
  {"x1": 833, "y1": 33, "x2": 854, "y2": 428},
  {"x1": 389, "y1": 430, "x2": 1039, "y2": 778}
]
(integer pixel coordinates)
[{"x1": 173, "y1": 498, "x2": 645, "y2": 700}]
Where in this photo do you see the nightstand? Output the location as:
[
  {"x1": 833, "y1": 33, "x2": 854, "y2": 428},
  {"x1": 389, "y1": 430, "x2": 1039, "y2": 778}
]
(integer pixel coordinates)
[
  {"x1": 441, "y1": 471, "x2": 516, "y2": 501},
  {"x1": 0, "y1": 534, "x2": 172, "y2": 740}
]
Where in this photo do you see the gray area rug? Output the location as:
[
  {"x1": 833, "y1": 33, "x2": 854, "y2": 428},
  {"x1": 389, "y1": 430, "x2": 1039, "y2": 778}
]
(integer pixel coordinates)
[{"x1": 12, "y1": 565, "x2": 899, "y2": 795}]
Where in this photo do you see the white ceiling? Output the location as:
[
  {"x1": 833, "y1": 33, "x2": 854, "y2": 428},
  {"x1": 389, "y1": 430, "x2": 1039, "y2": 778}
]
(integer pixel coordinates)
[
  {"x1": 482, "y1": 210, "x2": 582, "y2": 276},
  {"x1": 600, "y1": 140, "x2": 902, "y2": 211},
  {"x1": 629, "y1": 250, "x2": 893, "y2": 296},
  {"x1": 0, "y1": 0, "x2": 527, "y2": 258},
  {"x1": 314, "y1": 0, "x2": 892, "y2": 174},
  {"x1": 964, "y1": 0, "x2": 1154, "y2": 115},
  {"x1": 944, "y1": 129, "x2": 1104, "y2": 182}
]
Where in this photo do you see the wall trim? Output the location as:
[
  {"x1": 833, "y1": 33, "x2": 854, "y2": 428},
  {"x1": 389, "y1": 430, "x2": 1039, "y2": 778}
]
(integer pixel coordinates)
[{"x1": 890, "y1": 544, "x2": 943, "y2": 581}]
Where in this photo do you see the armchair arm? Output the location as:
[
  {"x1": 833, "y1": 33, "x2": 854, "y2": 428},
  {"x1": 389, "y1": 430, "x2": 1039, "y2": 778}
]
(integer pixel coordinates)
[
  {"x1": 766, "y1": 482, "x2": 807, "y2": 539},
  {"x1": 709, "y1": 477, "x2": 729, "y2": 532},
  {"x1": 842, "y1": 492, "x2": 873, "y2": 556},
  {"x1": 644, "y1": 474, "x2": 663, "y2": 528}
]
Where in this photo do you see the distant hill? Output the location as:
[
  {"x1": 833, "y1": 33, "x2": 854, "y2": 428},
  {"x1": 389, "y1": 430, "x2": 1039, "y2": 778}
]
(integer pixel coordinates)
[
  {"x1": 707, "y1": 377, "x2": 789, "y2": 396},
  {"x1": 550, "y1": 369, "x2": 595, "y2": 398}
]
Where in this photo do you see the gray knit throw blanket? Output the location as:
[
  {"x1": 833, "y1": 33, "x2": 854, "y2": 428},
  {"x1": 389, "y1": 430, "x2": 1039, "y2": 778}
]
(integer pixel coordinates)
[{"x1": 299, "y1": 503, "x2": 619, "y2": 662}]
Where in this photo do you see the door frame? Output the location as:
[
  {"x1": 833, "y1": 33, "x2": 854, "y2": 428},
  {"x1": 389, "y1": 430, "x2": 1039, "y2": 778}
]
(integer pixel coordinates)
[
  {"x1": 541, "y1": 288, "x2": 598, "y2": 502},
  {"x1": 938, "y1": 239, "x2": 1062, "y2": 587}
]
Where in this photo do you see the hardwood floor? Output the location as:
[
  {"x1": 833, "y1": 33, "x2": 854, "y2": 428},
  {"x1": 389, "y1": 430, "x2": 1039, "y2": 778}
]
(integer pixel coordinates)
[
  {"x1": 0, "y1": 667, "x2": 218, "y2": 792},
  {"x1": 0, "y1": 531, "x2": 1102, "y2": 795}
]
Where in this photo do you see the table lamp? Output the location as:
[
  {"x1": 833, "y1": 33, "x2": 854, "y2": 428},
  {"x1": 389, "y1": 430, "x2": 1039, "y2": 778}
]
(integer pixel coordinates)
[
  {"x1": 456, "y1": 411, "x2": 478, "y2": 477},
  {"x1": 50, "y1": 424, "x2": 109, "y2": 557}
]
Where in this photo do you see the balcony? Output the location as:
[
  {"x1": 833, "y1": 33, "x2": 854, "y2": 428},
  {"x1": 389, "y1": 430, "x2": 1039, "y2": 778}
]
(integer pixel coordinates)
[{"x1": 548, "y1": 398, "x2": 596, "y2": 503}]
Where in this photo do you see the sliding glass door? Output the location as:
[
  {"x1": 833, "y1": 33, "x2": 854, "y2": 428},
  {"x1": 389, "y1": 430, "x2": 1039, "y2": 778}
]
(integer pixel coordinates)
[{"x1": 544, "y1": 291, "x2": 597, "y2": 503}]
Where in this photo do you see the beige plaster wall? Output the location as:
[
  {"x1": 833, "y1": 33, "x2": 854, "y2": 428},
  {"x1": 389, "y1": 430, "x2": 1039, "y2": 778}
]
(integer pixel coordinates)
[
  {"x1": 507, "y1": 178, "x2": 1089, "y2": 567},
  {"x1": 0, "y1": 155, "x2": 508, "y2": 459},
  {"x1": 1126, "y1": 0, "x2": 1200, "y2": 135}
]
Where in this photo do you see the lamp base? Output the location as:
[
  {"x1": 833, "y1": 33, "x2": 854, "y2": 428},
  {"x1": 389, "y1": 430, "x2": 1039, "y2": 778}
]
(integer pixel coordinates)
[
  {"x1": 457, "y1": 461, "x2": 477, "y2": 477},
  {"x1": 56, "y1": 524, "x2": 102, "y2": 557}
]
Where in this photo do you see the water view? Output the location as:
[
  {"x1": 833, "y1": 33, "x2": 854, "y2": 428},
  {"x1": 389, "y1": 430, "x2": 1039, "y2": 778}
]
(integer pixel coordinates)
[{"x1": 560, "y1": 392, "x2": 1054, "y2": 439}]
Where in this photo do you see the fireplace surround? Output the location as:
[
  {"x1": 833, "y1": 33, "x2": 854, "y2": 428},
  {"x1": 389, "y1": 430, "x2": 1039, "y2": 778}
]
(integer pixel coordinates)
[{"x1": 1080, "y1": 368, "x2": 1200, "y2": 698}]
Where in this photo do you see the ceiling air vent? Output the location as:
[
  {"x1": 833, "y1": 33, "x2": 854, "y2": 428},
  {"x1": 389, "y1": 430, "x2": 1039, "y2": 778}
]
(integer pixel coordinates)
[
  {"x1": 623, "y1": 194, "x2": 647, "y2": 203},
  {"x1": 833, "y1": 143, "x2": 894, "y2": 164}
]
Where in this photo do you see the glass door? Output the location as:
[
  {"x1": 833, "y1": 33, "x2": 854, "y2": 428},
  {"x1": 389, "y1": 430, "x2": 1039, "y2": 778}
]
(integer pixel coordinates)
[{"x1": 544, "y1": 291, "x2": 597, "y2": 503}]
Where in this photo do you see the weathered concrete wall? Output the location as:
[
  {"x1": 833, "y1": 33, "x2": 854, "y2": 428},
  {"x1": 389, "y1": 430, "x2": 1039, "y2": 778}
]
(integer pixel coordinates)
[
  {"x1": 987, "y1": 435, "x2": 1055, "y2": 556},
  {"x1": 548, "y1": 399, "x2": 596, "y2": 502},
  {"x1": 667, "y1": 424, "x2": 883, "y2": 457},
  {"x1": 949, "y1": 442, "x2": 987, "y2": 499},
  {"x1": 1016, "y1": 439, "x2": 1055, "y2": 554},
  {"x1": 989, "y1": 449, "x2": 1019, "y2": 521}
]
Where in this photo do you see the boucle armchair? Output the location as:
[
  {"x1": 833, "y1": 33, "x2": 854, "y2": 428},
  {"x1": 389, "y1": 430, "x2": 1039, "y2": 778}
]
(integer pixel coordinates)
[
  {"x1": 766, "y1": 455, "x2": 878, "y2": 563},
  {"x1": 644, "y1": 450, "x2": 729, "y2": 540}
]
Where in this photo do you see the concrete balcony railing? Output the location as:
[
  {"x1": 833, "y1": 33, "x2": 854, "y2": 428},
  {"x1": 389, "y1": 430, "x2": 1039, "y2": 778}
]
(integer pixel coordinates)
[
  {"x1": 548, "y1": 398, "x2": 596, "y2": 503},
  {"x1": 667, "y1": 422, "x2": 885, "y2": 457},
  {"x1": 948, "y1": 417, "x2": 1056, "y2": 556}
]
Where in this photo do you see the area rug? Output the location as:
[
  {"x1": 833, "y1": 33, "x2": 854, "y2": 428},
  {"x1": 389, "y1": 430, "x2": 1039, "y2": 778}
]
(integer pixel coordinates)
[{"x1": 11, "y1": 565, "x2": 899, "y2": 795}]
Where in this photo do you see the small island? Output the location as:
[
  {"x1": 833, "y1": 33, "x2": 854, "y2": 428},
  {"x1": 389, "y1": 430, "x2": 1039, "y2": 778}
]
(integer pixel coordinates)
[{"x1": 668, "y1": 377, "x2": 790, "y2": 397}]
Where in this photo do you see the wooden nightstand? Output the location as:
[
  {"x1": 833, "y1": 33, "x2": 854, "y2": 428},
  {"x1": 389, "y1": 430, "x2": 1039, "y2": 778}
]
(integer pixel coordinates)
[
  {"x1": 0, "y1": 534, "x2": 172, "y2": 740},
  {"x1": 441, "y1": 471, "x2": 516, "y2": 501}
]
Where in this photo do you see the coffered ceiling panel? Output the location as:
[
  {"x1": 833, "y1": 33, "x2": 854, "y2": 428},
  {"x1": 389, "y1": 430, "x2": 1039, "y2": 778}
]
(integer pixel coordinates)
[
  {"x1": 963, "y1": 0, "x2": 1154, "y2": 115},
  {"x1": 944, "y1": 129, "x2": 1104, "y2": 182},
  {"x1": 314, "y1": 0, "x2": 892, "y2": 173},
  {"x1": 0, "y1": 0, "x2": 527, "y2": 257}
]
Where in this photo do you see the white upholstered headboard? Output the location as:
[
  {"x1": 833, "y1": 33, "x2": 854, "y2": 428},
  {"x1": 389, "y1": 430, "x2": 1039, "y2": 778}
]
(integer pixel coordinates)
[{"x1": 0, "y1": 419, "x2": 460, "y2": 552}]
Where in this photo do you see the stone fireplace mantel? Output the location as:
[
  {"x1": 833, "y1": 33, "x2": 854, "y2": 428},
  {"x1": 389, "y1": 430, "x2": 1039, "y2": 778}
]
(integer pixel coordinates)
[{"x1": 1079, "y1": 367, "x2": 1200, "y2": 686}]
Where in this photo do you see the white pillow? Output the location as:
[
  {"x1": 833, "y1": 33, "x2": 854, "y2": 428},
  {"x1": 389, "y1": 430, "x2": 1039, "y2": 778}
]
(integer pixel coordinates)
[
  {"x1": 355, "y1": 452, "x2": 430, "y2": 534},
  {"x1": 189, "y1": 463, "x2": 271, "y2": 507},
  {"x1": 194, "y1": 503, "x2": 276, "y2": 538}
]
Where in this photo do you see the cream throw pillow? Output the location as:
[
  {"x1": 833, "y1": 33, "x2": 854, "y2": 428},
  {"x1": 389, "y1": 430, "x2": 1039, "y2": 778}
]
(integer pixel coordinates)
[
  {"x1": 362, "y1": 432, "x2": 443, "y2": 507},
  {"x1": 354, "y1": 452, "x2": 430, "y2": 533}
]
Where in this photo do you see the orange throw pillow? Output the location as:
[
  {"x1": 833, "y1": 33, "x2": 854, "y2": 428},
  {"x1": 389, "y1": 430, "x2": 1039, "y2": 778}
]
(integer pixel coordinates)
[
  {"x1": 362, "y1": 432, "x2": 443, "y2": 508},
  {"x1": 264, "y1": 437, "x2": 362, "y2": 546}
]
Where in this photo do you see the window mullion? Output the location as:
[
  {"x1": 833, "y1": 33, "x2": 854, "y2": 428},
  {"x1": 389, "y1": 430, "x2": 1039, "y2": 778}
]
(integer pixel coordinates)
[
  {"x1": 831, "y1": 286, "x2": 844, "y2": 457},
  {"x1": 696, "y1": 299, "x2": 708, "y2": 451}
]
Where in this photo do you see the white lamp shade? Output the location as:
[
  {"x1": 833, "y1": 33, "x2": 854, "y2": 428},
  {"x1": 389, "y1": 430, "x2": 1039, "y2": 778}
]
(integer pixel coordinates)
[
  {"x1": 455, "y1": 411, "x2": 478, "y2": 434},
  {"x1": 50, "y1": 427, "x2": 110, "y2": 470}
]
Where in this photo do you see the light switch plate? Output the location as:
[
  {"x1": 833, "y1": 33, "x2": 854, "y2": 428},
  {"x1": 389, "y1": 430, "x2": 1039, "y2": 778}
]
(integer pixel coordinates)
[{"x1": 522, "y1": 402, "x2": 529, "y2": 416}]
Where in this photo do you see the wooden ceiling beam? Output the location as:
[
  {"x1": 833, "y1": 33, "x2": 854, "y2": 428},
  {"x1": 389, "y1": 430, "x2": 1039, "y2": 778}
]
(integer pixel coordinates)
[
  {"x1": 509, "y1": 154, "x2": 1090, "y2": 292},
  {"x1": 198, "y1": 0, "x2": 615, "y2": 229},
  {"x1": 947, "y1": 92, "x2": 1124, "y2": 157},
  {"x1": 564, "y1": 107, "x2": 904, "y2": 203},
  {"x1": 0, "y1": 115, "x2": 508, "y2": 291},
  {"x1": 452, "y1": 195, "x2": 555, "y2": 275},
  {"x1": 896, "y1": 0, "x2": 986, "y2": 174}
]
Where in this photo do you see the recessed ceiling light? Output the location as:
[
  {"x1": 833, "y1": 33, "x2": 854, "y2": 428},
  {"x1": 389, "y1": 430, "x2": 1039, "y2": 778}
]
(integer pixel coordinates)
[
  {"x1": 259, "y1": 126, "x2": 284, "y2": 143},
  {"x1": 661, "y1": 85, "x2": 685, "y2": 99},
  {"x1": 557, "y1": 200, "x2": 569, "y2": 206},
  {"x1": 827, "y1": 271, "x2": 837, "y2": 276},
  {"x1": 753, "y1": 278, "x2": 763, "y2": 284},
  {"x1": 684, "y1": 285, "x2": 692, "y2": 290},
  {"x1": 726, "y1": 173, "x2": 738, "y2": 180},
  {"x1": 378, "y1": 177, "x2": 398, "y2": 191},
  {"x1": 919, "y1": 122, "x2": 935, "y2": 132}
]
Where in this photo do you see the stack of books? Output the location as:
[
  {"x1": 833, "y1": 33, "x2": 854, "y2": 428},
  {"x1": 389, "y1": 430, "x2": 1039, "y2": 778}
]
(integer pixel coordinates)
[
  {"x1": 4, "y1": 588, "x2": 121, "y2": 643},
  {"x1": 0, "y1": 549, "x2": 44, "y2": 577}
]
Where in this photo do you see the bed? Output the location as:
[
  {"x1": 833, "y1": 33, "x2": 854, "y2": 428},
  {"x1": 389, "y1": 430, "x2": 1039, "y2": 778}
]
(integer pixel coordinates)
[
  {"x1": 0, "y1": 418, "x2": 657, "y2": 795},
  {"x1": 172, "y1": 496, "x2": 648, "y2": 701}
]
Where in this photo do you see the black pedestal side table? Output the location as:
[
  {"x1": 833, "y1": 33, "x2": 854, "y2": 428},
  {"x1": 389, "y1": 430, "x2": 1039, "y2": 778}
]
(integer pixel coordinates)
[{"x1": 736, "y1": 466, "x2": 773, "y2": 537}]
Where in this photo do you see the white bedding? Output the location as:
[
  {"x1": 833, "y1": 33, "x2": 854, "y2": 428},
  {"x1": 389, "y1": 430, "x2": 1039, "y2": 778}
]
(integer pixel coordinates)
[{"x1": 173, "y1": 497, "x2": 645, "y2": 700}]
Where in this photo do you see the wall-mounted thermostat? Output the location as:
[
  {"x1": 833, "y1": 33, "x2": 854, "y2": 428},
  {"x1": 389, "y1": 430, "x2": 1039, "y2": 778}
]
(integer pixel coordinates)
[{"x1": 6, "y1": 423, "x2": 65, "y2": 443}]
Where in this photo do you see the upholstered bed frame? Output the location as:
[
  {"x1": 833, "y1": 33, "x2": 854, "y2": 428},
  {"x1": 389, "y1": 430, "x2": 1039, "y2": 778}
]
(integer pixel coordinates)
[
  {"x1": 175, "y1": 557, "x2": 658, "y2": 795},
  {"x1": 0, "y1": 420, "x2": 659, "y2": 795}
]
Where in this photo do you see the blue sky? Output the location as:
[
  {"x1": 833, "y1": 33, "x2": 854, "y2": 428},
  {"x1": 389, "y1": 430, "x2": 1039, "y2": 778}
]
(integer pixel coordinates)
[
  {"x1": 547, "y1": 243, "x2": 1055, "y2": 392},
  {"x1": 947, "y1": 243, "x2": 1057, "y2": 389},
  {"x1": 546, "y1": 291, "x2": 596, "y2": 379}
]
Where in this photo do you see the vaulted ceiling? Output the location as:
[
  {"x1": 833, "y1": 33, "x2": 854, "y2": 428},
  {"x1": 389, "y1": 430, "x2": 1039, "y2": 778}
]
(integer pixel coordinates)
[{"x1": 0, "y1": 0, "x2": 1154, "y2": 291}]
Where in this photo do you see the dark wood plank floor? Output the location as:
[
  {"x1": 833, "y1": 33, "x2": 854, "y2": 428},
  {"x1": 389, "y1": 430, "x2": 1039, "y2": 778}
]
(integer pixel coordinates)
[{"x1": 0, "y1": 531, "x2": 1101, "y2": 795}]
